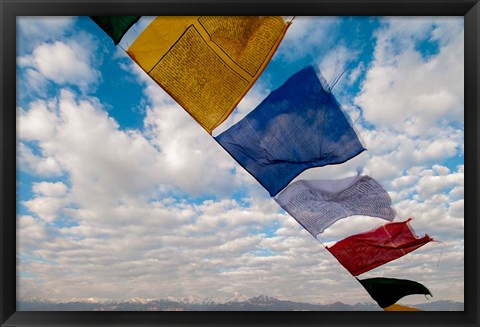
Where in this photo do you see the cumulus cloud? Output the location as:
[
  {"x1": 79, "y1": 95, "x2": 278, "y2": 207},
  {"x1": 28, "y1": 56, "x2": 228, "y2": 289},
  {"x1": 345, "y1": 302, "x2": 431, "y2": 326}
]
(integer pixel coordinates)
[
  {"x1": 142, "y1": 103, "x2": 245, "y2": 196},
  {"x1": 318, "y1": 44, "x2": 360, "y2": 89},
  {"x1": 19, "y1": 193, "x2": 336, "y2": 303},
  {"x1": 17, "y1": 100, "x2": 58, "y2": 141},
  {"x1": 21, "y1": 182, "x2": 70, "y2": 223},
  {"x1": 355, "y1": 17, "x2": 464, "y2": 134},
  {"x1": 356, "y1": 123, "x2": 463, "y2": 182},
  {"x1": 16, "y1": 84, "x2": 352, "y2": 303},
  {"x1": 22, "y1": 196, "x2": 67, "y2": 223},
  {"x1": 123, "y1": 57, "x2": 262, "y2": 195},
  {"x1": 347, "y1": 62, "x2": 365, "y2": 86},
  {"x1": 17, "y1": 27, "x2": 101, "y2": 94},
  {"x1": 275, "y1": 16, "x2": 341, "y2": 62},
  {"x1": 17, "y1": 16, "x2": 76, "y2": 50},
  {"x1": 16, "y1": 16, "x2": 464, "y2": 307},
  {"x1": 415, "y1": 169, "x2": 463, "y2": 200},
  {"x1": 17, "y1": 143, "x2": 63, "y2": 177},
  {"x1": 17, "y1": 84, "x2": 253, "y2": 208},
  {"x1": 17, "y1": 215, "x2": 50, "y2": 250},
  {"x1": 34, "y1": 42, "x2": 92, "y2": 83},
  {"x1": 32, "y1": 182, "x2": 68, "y2": 197}
]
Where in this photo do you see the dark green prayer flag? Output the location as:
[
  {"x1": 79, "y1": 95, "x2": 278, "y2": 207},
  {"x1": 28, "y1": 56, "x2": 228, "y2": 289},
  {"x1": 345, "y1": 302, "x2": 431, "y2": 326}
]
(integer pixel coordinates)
[
  {"x1": 90, "y1": 16, "x2": 141, "y2": 45},
  {"x1": 359, "y1": 277, "x2": 432, "y2": 308}
]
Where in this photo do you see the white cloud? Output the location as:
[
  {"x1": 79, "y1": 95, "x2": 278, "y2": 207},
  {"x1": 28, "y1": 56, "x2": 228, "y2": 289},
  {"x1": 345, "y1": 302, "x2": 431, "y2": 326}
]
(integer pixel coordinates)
[
  {"x1": 123, "y1": 58, "x2": 257, "y2": 195},
  {"x1": 275, "y1": 17, "x2": 341, "y2": 61},
  {"x1": 415, "y1": 167, "x2": 463, "y2": 200},
  {"x1": 347, "y1": 62, "x2": 364, "y2": 85},
  {"x1": 318, "y1": 44, "x2": 360, "y2": 89},
  {"x1": 18, "y1": 100, "x2": 58, "y2": 141},
  {"x1": 17, "y1": 215, "x2": 49, "y2": 247},
  {"x1": 390, "y1": 174, "x2": 418, "y2": 190},
  {"x1": 18, "y1": 196, "x2": 324, "y2": 302},
  {"x1": 51, "y1": 90, "x2": 164, "y2": 205},
  {"x1": 22, "y1": 196, "x2": 67, "y2": 223},
  {"x1": 355, "y1": 17, "x2": 464, "y2": 134},
  {"x1": 18, "y1": 30, "x2": 101, "y2": 94},
  {"x1": 21, "y1": 183, "x2": 70, "y2": 223},
  {"x1": 357, "y1": 125, "x2": 463, "y2": 182},
  {"x1": 18, "y1": 85, "x2": 251, "y2": 209},
  {"x1": 20, "y1": 68, "x2": 49, "y2": 95},
  {"x1": 17, "y1": 17, "x2": 76, "y2": 50},
  {"x1": 143, "y1": 103, "x2": 247, "y2": 196},
  {"x1": 17, "y1": 143, "x2": 63, "y2": 177},
  {"x1": 32, "y1": 182, "x2": 68, "y2": 197},
  {"x1": 16, "y1": 17, "x2": 464, "y2": 307},
  {"x1": 17, "y1": 151, "x2": 464, "y2": 303},
  {"x1": 432, "y1": 164, "x2": 451, "y2": 175}
]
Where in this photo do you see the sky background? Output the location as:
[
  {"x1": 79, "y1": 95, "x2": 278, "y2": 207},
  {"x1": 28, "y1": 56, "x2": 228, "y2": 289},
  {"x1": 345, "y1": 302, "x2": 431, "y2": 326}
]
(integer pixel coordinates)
[{"x1": 16, "y1": 16, "x2": 464, "y2": 308}]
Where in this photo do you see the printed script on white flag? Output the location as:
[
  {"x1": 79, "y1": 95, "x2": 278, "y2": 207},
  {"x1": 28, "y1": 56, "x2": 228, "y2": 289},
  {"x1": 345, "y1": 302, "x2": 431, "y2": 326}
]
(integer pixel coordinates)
[{"x1": 274, "y1": 175, "x2": 396, "y2": 237}]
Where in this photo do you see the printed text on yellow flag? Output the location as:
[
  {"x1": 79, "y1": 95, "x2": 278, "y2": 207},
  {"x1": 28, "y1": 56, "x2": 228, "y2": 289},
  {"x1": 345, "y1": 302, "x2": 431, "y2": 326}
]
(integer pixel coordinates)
[{"x1": 127, "y1": 16, "x2": 289, "y2": 134}]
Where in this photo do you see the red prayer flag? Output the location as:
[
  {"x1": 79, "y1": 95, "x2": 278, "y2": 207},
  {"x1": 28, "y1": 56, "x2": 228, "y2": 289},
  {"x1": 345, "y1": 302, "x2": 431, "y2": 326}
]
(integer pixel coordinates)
[{"x1": 326, "y1": 218, "x2": 433, "y2": 276}]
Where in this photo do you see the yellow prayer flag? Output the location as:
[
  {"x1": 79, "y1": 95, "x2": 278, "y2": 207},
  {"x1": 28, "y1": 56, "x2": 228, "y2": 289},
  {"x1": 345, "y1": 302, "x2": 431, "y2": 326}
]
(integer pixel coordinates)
[
  {"x1": 383, "y1": 304, "x2": 424, "y2": 311},
  {"x1": 127, "y1": 16, "x2": 289, "y2": 134}
]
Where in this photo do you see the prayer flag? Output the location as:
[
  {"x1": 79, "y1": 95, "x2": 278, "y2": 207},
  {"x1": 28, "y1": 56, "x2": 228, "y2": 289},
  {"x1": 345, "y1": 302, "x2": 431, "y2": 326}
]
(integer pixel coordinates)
[
  {"x1": 383, "y1": 304, "x2": 424, "y2": 311},
  {"x1": 127, "y1": 16, "x2": 289, "y2": 134},
  {"x1": 326, "y1": 218, "x2": 433, "y2": 276},
  {"x1": 274, "y1": 175, "x2": 396, "y2": 236},
  {"x1": 359, "y1": 277, "x2": 432, "y2": 308},
  {"x1": 90, "y1": 16, "x2": 140, "y2": 45},
  {"x1": 215, "y1": 65, "x2": 365, "y2": 196}
]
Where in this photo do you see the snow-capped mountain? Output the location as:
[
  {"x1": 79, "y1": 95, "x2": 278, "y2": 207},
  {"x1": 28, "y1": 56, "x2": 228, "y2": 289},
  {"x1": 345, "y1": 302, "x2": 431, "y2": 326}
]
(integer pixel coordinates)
[
  {"x1": 246, "y1": 295, "x2": 279, "y2": 304},
  {"x1": 178, "y1": 295, "x2": 221, "y2": 305},
  {"x1": 225, "y1": 292, "x2": 249, "y2": 303},
  {"x1": 16, "y1": 295, "x2": 463, "y2": 311}
]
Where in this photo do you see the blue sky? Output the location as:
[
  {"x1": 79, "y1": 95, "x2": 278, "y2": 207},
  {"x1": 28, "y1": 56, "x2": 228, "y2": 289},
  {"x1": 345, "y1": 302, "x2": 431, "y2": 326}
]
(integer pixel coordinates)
[{"x1": 16, "y1": 16, "x2": 464, "y2": 307}]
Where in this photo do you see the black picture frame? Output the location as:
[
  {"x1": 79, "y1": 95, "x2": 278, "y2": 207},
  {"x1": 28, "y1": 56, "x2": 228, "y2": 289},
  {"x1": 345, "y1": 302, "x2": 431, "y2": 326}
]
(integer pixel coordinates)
[{"x1": 1, "y1": 1, "x2": 478, "y2": 326}]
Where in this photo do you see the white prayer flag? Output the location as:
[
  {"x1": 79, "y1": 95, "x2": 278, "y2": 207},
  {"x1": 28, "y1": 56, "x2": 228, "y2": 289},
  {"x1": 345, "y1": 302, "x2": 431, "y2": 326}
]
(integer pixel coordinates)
[{"x1": 274, "y1": 175, "x2": 396, "y2": 237}]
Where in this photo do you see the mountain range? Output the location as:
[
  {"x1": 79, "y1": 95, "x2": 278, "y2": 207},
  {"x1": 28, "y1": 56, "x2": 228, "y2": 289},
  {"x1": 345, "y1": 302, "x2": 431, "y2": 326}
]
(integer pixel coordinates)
[{"x1": 17, "y1": 295, "x2": 464, "y2": 311}]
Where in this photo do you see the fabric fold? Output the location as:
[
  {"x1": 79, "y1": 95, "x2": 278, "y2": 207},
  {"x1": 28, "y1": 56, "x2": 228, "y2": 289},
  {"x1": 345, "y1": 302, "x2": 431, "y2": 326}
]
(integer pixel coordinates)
[
  {"x1": 274, "y1": 175, "x2": 396, "y2": 236},
  {"x1": 127, "y1": 16, "x2": 289, "y2": 134},
  {"x1": 90, "y1": 16, "x2": 141, "y2": 45},
  {"x1": 359, "y1": 277, "x2": 432, "y2": 308},
  {"x1": 215, "y1": 65, "x2": 365, "y2": 196},
  {"x1": 326, "y1": 218, "x2": 433, "y2": 276}
]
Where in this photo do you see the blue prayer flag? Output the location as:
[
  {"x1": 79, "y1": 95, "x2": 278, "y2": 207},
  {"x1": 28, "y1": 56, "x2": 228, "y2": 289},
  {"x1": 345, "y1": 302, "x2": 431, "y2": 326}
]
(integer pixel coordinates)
[{"x1": 215, "y1": 65, "x2": 365, "y2": 196}]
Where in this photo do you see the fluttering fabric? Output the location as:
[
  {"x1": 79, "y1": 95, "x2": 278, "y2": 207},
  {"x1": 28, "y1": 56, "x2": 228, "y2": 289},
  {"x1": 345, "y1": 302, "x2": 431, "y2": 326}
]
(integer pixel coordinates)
[
  {"x1": 90, "y1": 17, "x2": 439, "y2": 309},
  {"x1": 383, "y1": 304, "x2": 424, "y2": 311},
  {"x1": 215, "y1": 65, "x2": 366, "y2": 196},
  {"x1": 326, "y1": 218, "x2": 433, "y2": 276},
  {"x1": 358, "y1": 277, "x2": 432, "y2": 308},
  {"x1": 274, "y1": 175, "x2": 396, "y2": 236},
  {"x1": 90, "y1": 16, "x2": 141, "y2": 45},
  {"x1": 127, "y1": 16, "x2": 289, "y2": 134}
]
